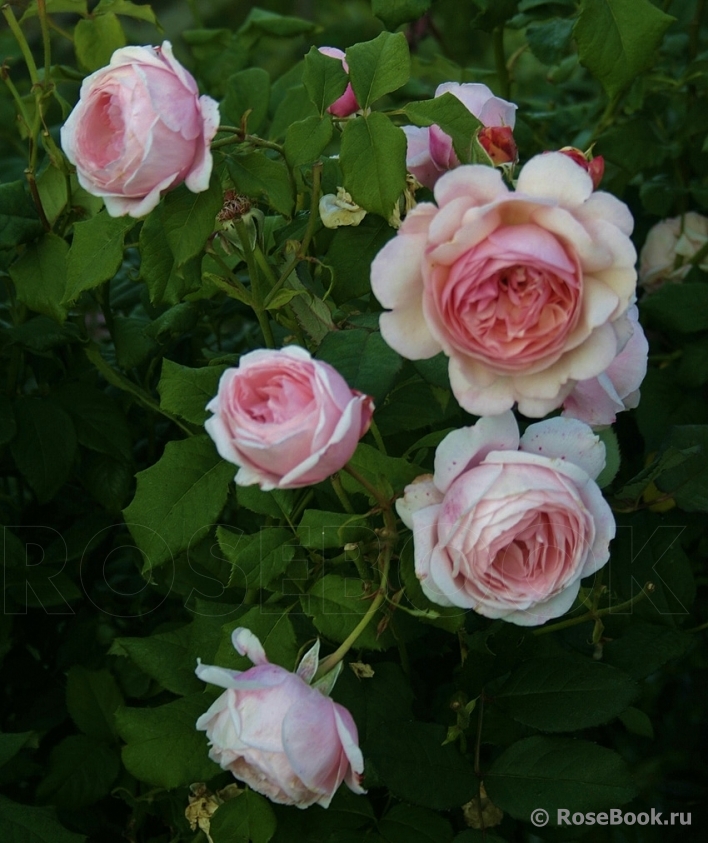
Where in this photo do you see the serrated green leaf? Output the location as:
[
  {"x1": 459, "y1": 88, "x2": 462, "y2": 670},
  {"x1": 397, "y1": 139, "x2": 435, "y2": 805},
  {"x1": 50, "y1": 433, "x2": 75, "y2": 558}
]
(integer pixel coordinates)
[
  {"x1": 158, "y1": 360, "x2": 227, "y2": 426},
  {"x1": 227, "y1": 153, "x2": 294, "y2": 216},
  {"x1": 36, "y1": 736, "x2": 119, "y2": 810},
  {"x1": 113, "y1": 625, "x2": 203, "y2": 695},
  {"x1": 95, "y1": 0, "x2": 157, "y2": 23},
  {"x1": 379, "y1": 804, "x2": 452, "y2": 843},
  {"x1": 372, "y1": 0, "x2": 431, "y2": 31},
  {"x1": 160, "y1": 180, "x2": 224, "y2": 267},
  {"x1": 317, "y1": 329, "x2": 402, "y2": 404},
  {"x1": 74, "y1": 13, "x2": 126, "y2": 72},
  {"x1": 404, "y1": 92, "x2": 483, "y2": 164},
  {"x1": 0, "y1": 181, "x2": 43, "y2": 248},
  {"x1": 218, "y1": 526, "x2": 297, "y2": 590},
  {"x1": 210, "y1": 790, "x2": 277, "y2": 843},
  {"x1": 297, "y1": 510, "x2": 374, "y2": 549},
  {"x1": 346, "y1": 32, "x2": 410, "y2": 108},
  {"x1": 221, "y1": 67, "x2": 271, "y2": 133},
  {"x1": 9, "y1": 233, "x2": 69, "y2": 323},
  {"x1": 302, "y1": 46, "x2": 349, "y2": 115},
  {"x1": 641, "y1": 282, "x2": 708, "y2": 333},
  {"x1": 139, "y1": 210, "x2": 202, "y2": 306},
  {"x1": 284, "y1": 115, "x2": 333, "y2": 168},
  {"x1": 66, "y1": 667, "x2": 123, "y2": 741},
  {"x1": 0, "y1": 796, "x2": 86, "y2": 843}
]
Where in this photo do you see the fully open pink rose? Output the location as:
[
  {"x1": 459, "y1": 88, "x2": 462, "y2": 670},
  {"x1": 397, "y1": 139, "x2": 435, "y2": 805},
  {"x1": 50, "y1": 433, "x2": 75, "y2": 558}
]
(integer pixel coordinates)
[
  {"x1": 318, "y1": 47, "x2": 360, "y2": 117},
  {"x1": 60, "y1": 41, "x2": 220, "y2": 218},
  {"x1": 397, "y1": 414, "x2": 615, "y2": 626},
  {"x1": 402, "y1": 82, "x2": 517, "y2": 189},
  {"x1": 196, "y1": 629, "x2": 364, "y2": 808},
  {"x1": 205, "y1": 347, "x2": 374, "y2": 490},
  {"x1": 371, "y1": 153, "x2": 637, "y2": 417},
  {"x1": 563, "y1": 305, "x2": 648, "y2": 426},
  {"x1": 639, "y1": 211, "x2": 708, "y2": 291}
]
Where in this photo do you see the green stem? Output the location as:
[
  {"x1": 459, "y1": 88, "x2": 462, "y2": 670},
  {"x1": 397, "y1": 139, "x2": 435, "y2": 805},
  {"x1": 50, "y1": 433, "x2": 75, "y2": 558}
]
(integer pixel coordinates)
[
  {"x1": 262, "y1": 256, "x2": 298, "y2": 308},
  {"x1": 369, "y1": 419, "x2": 387, "y2": 455},
  {"x1": 689, "y1": 0, "x2": 707, "y2": 59},
  {"x1": 343, "y1": 463, "x2": 390, "y2": 513},
  {"x1": 36, "y1": 0, "x2": 52, "y2": 81},
  {"x1": 205, "y1": 242, "x2": 252, "y2": 304},
  {"x1": 493, "y1": 27, "x2": 510, "y2": 100},
  {"x1": 2, "y1": 6, "x2": 40, "y2": 85},
  {"x1": 235, "y1": 220, "x2": 275, "y2": 348},
  {"x1": 331, "y1": 473, "x2": 355, "y2": 514},
  {"x1": 534, "y1": 582, "x2": 655, "y2": 635},
  {"x1": 1, "y1": 69, "x2": 32, "y2": 131},
  {"x1": 301, "y1": 161, "x2": 323, "y2": 256}
]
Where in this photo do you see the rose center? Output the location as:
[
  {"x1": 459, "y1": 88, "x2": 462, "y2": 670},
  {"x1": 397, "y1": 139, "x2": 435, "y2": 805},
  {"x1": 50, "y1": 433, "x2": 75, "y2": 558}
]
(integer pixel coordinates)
[
  {"x1": 83, "y1": 90, "x2": 125, "y2": 169},
  {"x1": 240, "y1": 373, "x2": 315, "y2": 425}
]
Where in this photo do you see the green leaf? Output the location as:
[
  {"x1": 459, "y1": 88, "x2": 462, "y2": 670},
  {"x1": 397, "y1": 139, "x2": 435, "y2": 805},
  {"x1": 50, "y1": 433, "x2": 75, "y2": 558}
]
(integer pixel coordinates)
[
  {"x1": 0, "y1": 796, "x2": 86, "y2": 843},
  {"x1": 123, "y1": 436, "x2": 234, "y2": 571},
  {"x1": 0, "y1": 732, "x2": 32, "y2": 769},
  {"x1": 36, "y1": 735, "x2": 119, "y2": 810},
  {"x1": 304, "y1": 574, "x2": 391, "y2": 651},
  {"x1": 485, "y1": 736, "x2": 637, "y2": 820},
  {"x1": 375, "y1": 381, "x2": 448, "y2": 435},
  {"x1": 297, "y1": 510, "x2": 374, "y2": 549},
  {"x1": 113, "y1": 315, "x2": 158, "y2": 369},
  {"x1": 317, "y1": 329, "x2": 402, "y2": 404},
  {"x1": 160, "y1": 180, "x2": 224, "y2": 267},
  {"x1": 0, "y1": 180, "x2": 43, "y2": 248},
  {"x1": 573, "y1": 0, "x2": 675, "y2": 100},
  {"x1": 139, "y1": 210, "x2": 203, "y2": 306},
  {"x1": 221, "y1": 67, "x2": 271, "y2": 133},
  {"x1": 270, "y1": 84, "x2": 319, "y2": 140},
  {"x1": 238, "y1": 7, "x2": 316, "y2": 37},
  {"x1": 112, "y1": 625, "x2": 203, "y2": 696},
  {"x1": 63, "y1": 212, "x2": 135, "y2": 303},
  {"x1": 9, "y1": 233, "x2": 69, "y2": 323},
  {"x1": 404, "y1": 92, "x2": 483, "y2": 164},
  {"x1": 596, "y1": 427, "x2": 621, "y2": 488},
  {"x1": 641, "y1": 282, "x2": 708, "y2": 333},
  {"x1": 302, "y1": 46, "x2": 349, "y2": 115},
  {"x1": 218, "y1": 526, "x2": 297, "y2": 589},
  {"x1": 66, "y1": 667, "x2": 123, "y2": 741},
  {"x1": 210, "y1": 790, "x2": 277, "y2": 843},
  {"x1": 214, "y1": 608, "x2": 298, "y2": 671},
  {"x1": 618, "y1": 706, "x2": 654, "y2": 739},
  {"x1": 10, "y1": 398, "x2": 77, "y2": 503},
  {"x1": 325, "y1": 216, "x2": 395, "y2": 303},
  {"x1": 379, "y1": 804, "x2": 452, "y2": 843},
  {"x1": 56, "y1": 384, "x2": 132, "y2": 462},
  {"x1": 74, "y1": 13, "x2": 127, "y2": 72},
  {"x1": 372, "y1": 0, "x2": 431, "y2": 31},
  {"x1": 527, "y1": 18, "x2": 575, "y2": 65},
  {"x1": 341, "y1": 442, "x2": 423, "y2": 498},
  {"x1": 0, "y1": 396, "x2": 17, "y2": 446},
  {"x1": 346, "y1": 32, "x2": 410, "y2": 108},
  {"x1": 95, "y1": 0, "x2": 158, "y2": 23},
  {"x1": 495, "y1": 657, "x2": 638, "y2": 732},
  {"x1": 158, "y1": 360, "x2": 227, "y2": 426},
  {"x1": 284, "y1": 115, "x2": 334, "y2": 168},
  {"x1": 341, "y1": 113, "x2": 407, "y2": 218},
  {"x1": 602, "y1": 622, "x2": 693, "y2": 679},
  {"x1": 655, "y1": 425, "x2": 708, "y2": 511},
  {"x1": 469, "y1": 0, "x2": 520, "y2": 31},
  {"x1": 237, "y1": 485, "x2": 296, "y2": 519},
  {"x1": 116, "y1": 694, "x2": 221, "y2": 788},
  {"x1": 367, "y1": 721, "x2": 476, "y2": 809},
  {"x1": 227, "y1": 153, "x2": 295, "y2": 216},
  {"x1": 82, "y1": 452, "x2": 133, "y2": 512}
]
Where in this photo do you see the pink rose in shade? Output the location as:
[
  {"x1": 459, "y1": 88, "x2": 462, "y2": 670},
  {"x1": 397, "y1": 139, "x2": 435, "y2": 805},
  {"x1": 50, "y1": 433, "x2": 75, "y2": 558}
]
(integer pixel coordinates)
[
  {"x1": 639, "y1": 211, "x2": 708, "y2": 291},
  {"x1": 196, "y1": 629, "x2": 365, "y2": 808},
  {"x1": 402, "y1": 82, "x2": 517, "y2": 189},
  {"x1": 397, "y1": 413, "x2": 615, "y2": 626},
  {"x1": 371, "y1": 153, "x2": 638, "y2": 417},
  {"x1": 563, "y1": 305, "x2": 648, "y2": 427},
  {"x1": 205, "y1": 347, "x2": 374, "y2": 490},
  {"x1": 60, "y1": 41, "x2": 219, "y2": 218},
  {"x1": 318, "y1": 47, "x2": 360, "y2": 117}
]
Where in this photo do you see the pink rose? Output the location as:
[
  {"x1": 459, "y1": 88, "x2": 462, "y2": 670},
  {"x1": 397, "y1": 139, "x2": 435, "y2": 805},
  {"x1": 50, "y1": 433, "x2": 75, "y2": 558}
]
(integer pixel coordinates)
[
  {"x1": 563, "y1": 305, "x2": 648, "y2": 426},
  {"x1": 402, "y1": 82, "x2": 517, "y2": 189},
  {"x1": 196, "y1": 629, "x2": 365, "y2": 808},
  {"x1": 639, "y1": 211, "x2": 708, "y2": 291},
  {"x1": 205, "y1": 347, "x2": 374, "y2": 490},
  {"x1": 60, "y1": 41, "x2": 220, "y2": 218},
  {"x1": 371, "y1": 153, "x2": 637, "y2": 417},
  {"x1": 397, "y1": 413, "x2": 615, "y2": 626},
  {"x1": 318, "y1": 47, "x2": 360, "y2": 117}
]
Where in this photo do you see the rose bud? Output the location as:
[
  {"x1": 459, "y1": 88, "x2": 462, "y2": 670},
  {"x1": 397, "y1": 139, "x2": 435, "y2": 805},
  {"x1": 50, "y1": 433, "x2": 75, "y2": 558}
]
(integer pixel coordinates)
[
  {"x1": 60, "y1": 41, "x2": 220, "y2": 218},
  {"x1": 205, "y1": 347, "x2": 374, "y2": 490},
  {"x1": 196, "y1": 629, "x2": 365, "y2": 808},
  {"x1": 556, "y1": 146, "x2": 605, "y2": 190},
  {"x1": 401, "y1": 82, "x2": 517, "y2": 189},
  {"x1": 477, "y1": 125, "x2": 518, "y2": 166},
  {"x1": 318, "y1": 47, "x2": 360, "y2": 117},
  {"x1": 397, "y1": 413, "x2": 615, "y2": 626}
]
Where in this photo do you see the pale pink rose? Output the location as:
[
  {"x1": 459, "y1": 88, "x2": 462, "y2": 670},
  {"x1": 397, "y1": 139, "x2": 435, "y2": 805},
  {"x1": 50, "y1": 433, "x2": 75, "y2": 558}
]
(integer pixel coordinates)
[
  {"x1": 397, "y1": 413, "x2": 615, "y2": 626},
  {"x1": 371, "y1": 153, "x2": 638, "y2": 417},
  {"x1": 639, "y1": 211, "x2": 708, "y2": 291},
  {"x1": 205, "y1": 347, "x2": 374, "y2": 490},
  {"x1": 60, "y1": 41, "x2": 220, "y2": 218},
  {"x1": 318, "y1": 47, "x2": 360, "y2": 117},
  {"x1": 196, "y1": 629, "x2": 364, "y2": 808},
  {"x1": 563, "y1": 305, "x2": 648, "y2": 426},
  {"x1": 402, "y1": 82, "x2": 517, "y2": 189}
]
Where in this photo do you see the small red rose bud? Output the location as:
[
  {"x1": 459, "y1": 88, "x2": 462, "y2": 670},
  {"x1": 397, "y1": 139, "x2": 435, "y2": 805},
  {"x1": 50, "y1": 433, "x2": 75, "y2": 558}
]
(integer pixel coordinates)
[{"x1": 478, "y1": 125, "x2": 518, "y2": 165}]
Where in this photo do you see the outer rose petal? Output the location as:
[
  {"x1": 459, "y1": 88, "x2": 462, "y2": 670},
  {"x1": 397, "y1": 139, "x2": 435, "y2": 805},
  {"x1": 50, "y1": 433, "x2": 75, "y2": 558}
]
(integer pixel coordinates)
[
  {"x1": 232, "y1": 628, "x2": 269, "y2": 665},
  {"x1": 402, "y1": 125, "x2": 441, "y2": 190},
  {"x1": 396, "y1": 474, "x2": 443, "y2": 528},
  {"x1": 516, "y1": 151, "x2": 594, "y2": 207},
  {"x1": 519, "y1": 417, "x2": 606, "y2": 480}
]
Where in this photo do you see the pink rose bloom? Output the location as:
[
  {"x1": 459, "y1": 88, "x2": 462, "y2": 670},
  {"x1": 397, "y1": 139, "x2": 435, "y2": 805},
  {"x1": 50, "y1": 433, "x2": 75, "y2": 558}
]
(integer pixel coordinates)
[
  {"x1": 402, "y1": 82, "x2": 517, "y2": 189},
  {"x1": 196, "y1": 629, "x2": 365, "y2": 808},
  {"x1": 397, "y1": 413, "x2": 615, "y2": 626},
  {"x1": 563, "y1": 305, "x2": 648, "y2": 426},
  {"x1": 371, "y1": 153, "x2": 637, "y2": 417},
  {"x1": 205, "y1": 347, "x2": 374, "y2": 490},
  {"x1": 318, "y1": 47, "x2": 360, "y2": 117},
  {"x1": 639, "y1": 211, "x2": 708, "y2": 291},
  {"x1": 60, "y1": 41, "x2": 220, "y2": 218}
]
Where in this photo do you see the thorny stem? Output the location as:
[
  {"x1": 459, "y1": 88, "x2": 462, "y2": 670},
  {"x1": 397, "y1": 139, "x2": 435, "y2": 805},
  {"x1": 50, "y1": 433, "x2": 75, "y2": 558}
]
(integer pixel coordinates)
[{"x1": 534, "y1": 582, "x2": 656, "y2": 635}]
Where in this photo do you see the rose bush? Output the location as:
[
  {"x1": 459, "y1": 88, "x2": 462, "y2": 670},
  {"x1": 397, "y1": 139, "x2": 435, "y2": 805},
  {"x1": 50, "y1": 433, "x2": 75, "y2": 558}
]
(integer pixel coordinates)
[
  {"x1": 372, "y1": 152, "x2": 638, "y2": 417},
  {"x1": 639, "y1": 211, "x2": 708, "y2": 290},
  {"x1": 205, "y1": 347, "x2": 374, "y2": 490},
  {"x1": 402, "y1": 82, "x2": 517, "y2": 189},
  {"x1": 60, "y1": 41, "x2": 220, "y2": 217},
  {"x1": 196, "y1": 629, "x2": 364, "y2": 808},
  {"x1": 397, "y1": 413, "x2": 614, "y2": 625}
]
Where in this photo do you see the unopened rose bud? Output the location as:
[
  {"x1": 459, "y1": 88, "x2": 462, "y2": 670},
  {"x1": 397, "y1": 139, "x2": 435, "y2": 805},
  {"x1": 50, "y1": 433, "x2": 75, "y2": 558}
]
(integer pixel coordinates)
[
  {"x1": 478, "y1": 125, "x2": 518, "y2": 165},
  {"x1": 216, "y1": 192, "x2": 264, "y2": 255}
]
